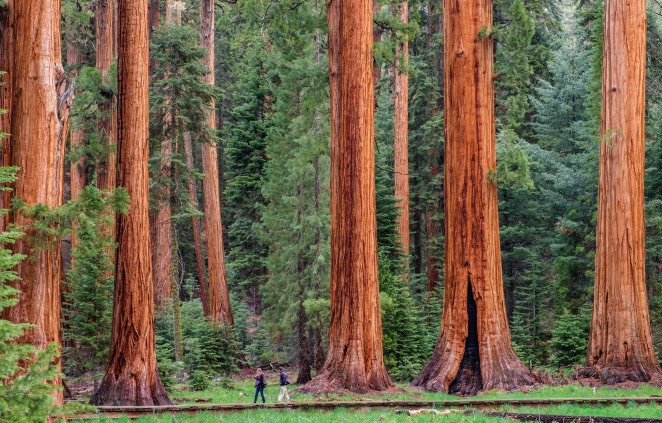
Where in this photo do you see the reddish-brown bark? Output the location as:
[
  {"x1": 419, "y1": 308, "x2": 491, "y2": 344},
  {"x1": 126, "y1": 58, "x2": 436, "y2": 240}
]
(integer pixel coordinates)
[
  {"x1": 0, "y1": 1, "x2": 13, "y2": 232},
  {"x1": 372, "y1": 0, "x2": 382, "y2": 87},
  {"x1": 184, "y1": 133, "x2": 210, "y2": 317},
  {"x1": 67, "y1": 29, "x2": 86, "y2": 263},
  {"x1": 96, "y1": 0, "x2": 117, "y2": 195},
  {"x1": 302, "y1": 0, "x2": 392, "y2": 394},
  {"x1": 425, "y1": 1, "x2": 442, "y2": 292},
  {"x1": 148, "y1": 0, "x2": 160, "y2": 76},
  {"x1": 3, "y1": 0, "x2": 71, "y2": 406},
  {"x1": 412, "y1": 0, "x2": 532, "y2": 394},
  {"x1": 394, "y1": 0, "x2": 409, "y2": 267},
  {"x1": 583, "y1": 0, "x2": 661, "y2": 383},
  {"x1": 151, "y1": 0, "x2": 181, "y2": 308},
  {"x1": 200, "y1": 0, "x2": 233, "y2": 326},
  {"x1": 91, "y1": 0, "x2": 171, "y2": 406},
  {"x1": 95, "y1": 0, "x2": 118, "y2": 275}
]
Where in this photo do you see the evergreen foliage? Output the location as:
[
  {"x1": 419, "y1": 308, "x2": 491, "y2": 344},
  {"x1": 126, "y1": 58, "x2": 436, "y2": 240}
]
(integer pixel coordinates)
[
  {"x1": 63, "y1": 185, "x2": 126, "y2": 381},
  {"x1": 50, "y1": 0, "x2": 662, "y2": 389},
  {"x1": 155, "y1": 301, "x2": 242, "y2": 390},
  {"x1": 223, "y1": 31, "x2": 271, "y2": 312},
  {"x1": 550, "y1": 308, "x2": 591, "y2": 368},
  {"x1": 259, "y1": 0, "x2": 331, "y2": 377},
  {"x1": 70, "y1": 65, "x2": 117, "y2": 172},
  {"x1": 0, "y1": 151, "x2": 59, "y2": 421}
]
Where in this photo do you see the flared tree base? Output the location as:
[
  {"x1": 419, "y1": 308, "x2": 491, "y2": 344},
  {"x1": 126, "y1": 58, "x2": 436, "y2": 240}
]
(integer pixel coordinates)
[
  {"x1": 413, "y1": 353, "x2": 533, "y2": 395},
  {"x1": 299, "y1": 365, "x2": 395, "y2": 395},
  {"x1": 91, "y1": 371, "x2": 172, "y2": 406},
  {"x1": 579, "y1": 363, "x2": 662, "y2": 385},
  {"x1": 413, "y1": 284, "x2": 533, "y2": 395}
]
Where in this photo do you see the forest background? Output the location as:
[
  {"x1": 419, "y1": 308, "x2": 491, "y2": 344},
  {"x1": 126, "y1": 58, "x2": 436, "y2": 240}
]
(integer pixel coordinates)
[{"x1": 2, "y1": 0, "x2": 662, "y2": 405}]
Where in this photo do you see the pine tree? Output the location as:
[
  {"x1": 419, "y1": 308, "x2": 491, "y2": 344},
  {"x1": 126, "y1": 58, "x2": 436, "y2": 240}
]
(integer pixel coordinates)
[
  {"x1": 260, "y1": 0, "x2": 331, "y2": 384},
  {"x1": 224, "y1": 46, "x2": 271, "y2": 314},
  {"x1": 64, "y1": 186, "x2": 127, "y2": 388}
]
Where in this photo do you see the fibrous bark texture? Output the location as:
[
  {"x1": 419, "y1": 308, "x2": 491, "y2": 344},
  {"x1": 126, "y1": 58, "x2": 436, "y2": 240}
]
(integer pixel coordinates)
[
  {"x1": 302, "y1": 0, "x2": 393, "y2": 394},
  {"x1": 372, "y1": 0, "x2": 382, "y2": 87},
  {"x1": 151, "y1": 143, "x2": 173, "y2": 307},
  {"x1": 394, "y1": 0, "x2": 409, "y2": 265},
  {"x1": 584, "y1": 0, "x2": 661, "y2": 383},
  {"x1": 67, "y1": 33, "x2": 86, "y2": 207},
  {"x1": 96, "y1": 0, "x2": 117, "y2": 195},
  {"x1": 91, "y1": 0, "x2": 171, "y2": 406},
  {"x1": 4, "y1": 0, "x2": 69, "y2": 406},
  {"x1": 412, "y1": 0, "x2": 532, "y2": 394},
  {"x1": 425, "y1": 1, "x2": 442, "y2": 293},
  {"x1": 151, "y1": 0, "x2": 180, "y2": 308},
  {"x1": 0, "y1": 1, "x2": 13, "y2": 231},
  {"x1": 95, "y1": 0, "x2": 118, "y2": 272},
  {"x1": 184, "y1": 133, "x2": 210, "y2": 316},
  {"x1": 200, "y1": 0, "x2": 233, "y2": 326}
]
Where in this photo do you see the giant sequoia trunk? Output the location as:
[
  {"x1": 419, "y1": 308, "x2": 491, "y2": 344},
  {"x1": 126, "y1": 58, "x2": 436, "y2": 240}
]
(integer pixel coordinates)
[
  {"x1": 151, "y1": 0, "x2": 181, "y2": 308},
  {"x1": 372, "y1": 0, "x2": 382, "y2": 87},
  {"x1": 95, "y1": 0, "x2": 118, "y2": 273},
  {"x1": 67, "y1": 29, "x2": 86, "y2": 207},
  {"x1": 302, "y1": 0, "x2": 392, "y2": 394},
  {"x1": 3, "y1": 0, "x2": 70, "y2": 406},
  {"x1": 412, "y1": 0, "x2": 532, "y2": 394},
  {"x1": 425, "y1": 1, "x2": 442, "y2": 293},
  {"x1": 67, "y1": 26, "x2": 86, "y2": 263},
  {"x1": 184, "y1": 133, "x2": 210, "y2": 317},
  {"x1": 583, "y1": 0, "x2": 661, "y2": 383},
  {"x1": 91, "y1": 0, "x2": 171, "y2": 406},
  {"x1": 0, "y1": 2, "x2": 13, "y2": 231},
  {"x1": 200, "y1": 0, "x2": 233, "y2": 326},
  {"x1": 394, "y1": 0, "x2": 409, "y2": 266},
  {"x1": 96, "y1": 0, "x2": 117, "y2": 194}
]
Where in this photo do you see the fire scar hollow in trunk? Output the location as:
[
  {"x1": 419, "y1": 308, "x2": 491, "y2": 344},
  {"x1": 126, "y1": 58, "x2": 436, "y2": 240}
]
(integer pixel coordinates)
[{"x1": 411, "y1": 0, "x2": 532, "y2": 394}]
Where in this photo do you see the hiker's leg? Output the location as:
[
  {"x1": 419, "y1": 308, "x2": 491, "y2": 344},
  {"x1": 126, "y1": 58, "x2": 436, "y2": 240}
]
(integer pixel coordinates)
[{"x1": 253, "y1": 387, "x2": 259, "y2": 403}]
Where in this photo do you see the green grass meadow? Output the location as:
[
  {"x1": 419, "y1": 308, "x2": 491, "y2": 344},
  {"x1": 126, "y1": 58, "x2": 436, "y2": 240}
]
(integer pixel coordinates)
[{"x1": 68, "y1": 379, "x2": 662, "y2": 422}]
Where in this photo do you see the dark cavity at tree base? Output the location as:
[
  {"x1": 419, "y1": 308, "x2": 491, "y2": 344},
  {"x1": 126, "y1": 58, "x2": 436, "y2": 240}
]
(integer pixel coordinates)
[{"x1": 412, "y1": 283, "x2": 532, "y2": 395}]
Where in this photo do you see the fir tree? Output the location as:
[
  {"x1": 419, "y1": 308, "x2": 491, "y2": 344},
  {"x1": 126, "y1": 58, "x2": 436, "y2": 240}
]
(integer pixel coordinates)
[{"x1": 0, "y1": 154, "x2": 59, "y2": 422}]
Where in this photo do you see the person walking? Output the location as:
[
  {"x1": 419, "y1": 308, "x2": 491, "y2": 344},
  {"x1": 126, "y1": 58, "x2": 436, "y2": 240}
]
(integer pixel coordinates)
[
  {"x1": 277, "y1": 367, "x2": 291, "y2": 403},
  {"x1": 253, "y1": 368, "x2": 266, "y2": 404}
]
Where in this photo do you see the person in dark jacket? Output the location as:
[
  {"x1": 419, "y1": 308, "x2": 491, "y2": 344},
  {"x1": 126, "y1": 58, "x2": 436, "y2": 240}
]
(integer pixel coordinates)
[
  {"x1": 253, "y1": 368, "x2": 266, "y2": 404},
  {"x1": 277, "y1": 367, "x2": 290, "y2": 403}
]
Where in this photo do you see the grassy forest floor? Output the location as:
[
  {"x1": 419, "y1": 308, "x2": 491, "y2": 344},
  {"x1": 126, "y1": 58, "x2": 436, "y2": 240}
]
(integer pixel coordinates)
[{"x1": 67, "y1": 374, "x2": 662, "y2": 422}]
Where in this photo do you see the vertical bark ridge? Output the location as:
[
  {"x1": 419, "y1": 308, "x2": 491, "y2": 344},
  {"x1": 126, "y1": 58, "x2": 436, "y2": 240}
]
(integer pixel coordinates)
[
  {"x1": 184, "y1": 133, "x2": 210, "y2": 316},
  {"x1": 394, "y1": 0, "x2": 410, "y2": 272},
  {"x1": 3, "y1": 0, "x2": 68, "y2": 405},
  {"x1": 92, "y1": 0, "x2": 171, "y2": 406},
  {"x1": 200, "y1": 0, "x2": 233, "y2": 326},
  {"x1": 152, "y1": 0, "x2": 181, "y2": 308},
  {"x1": 412, "y1": 0, "x2": 532, "y2": 394},
  {"x1": 0, "y1": 1, "x2": 14, "y2": 232},
  {"x1": 95, "y1": 0, "x2": 118, "y2": 275},
  {"x1": 584, "y1": 0, "x2": 661, "y2": 383},
  {"x1": 302, "y1": 0, "x2": 393, "y2": 394}
]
